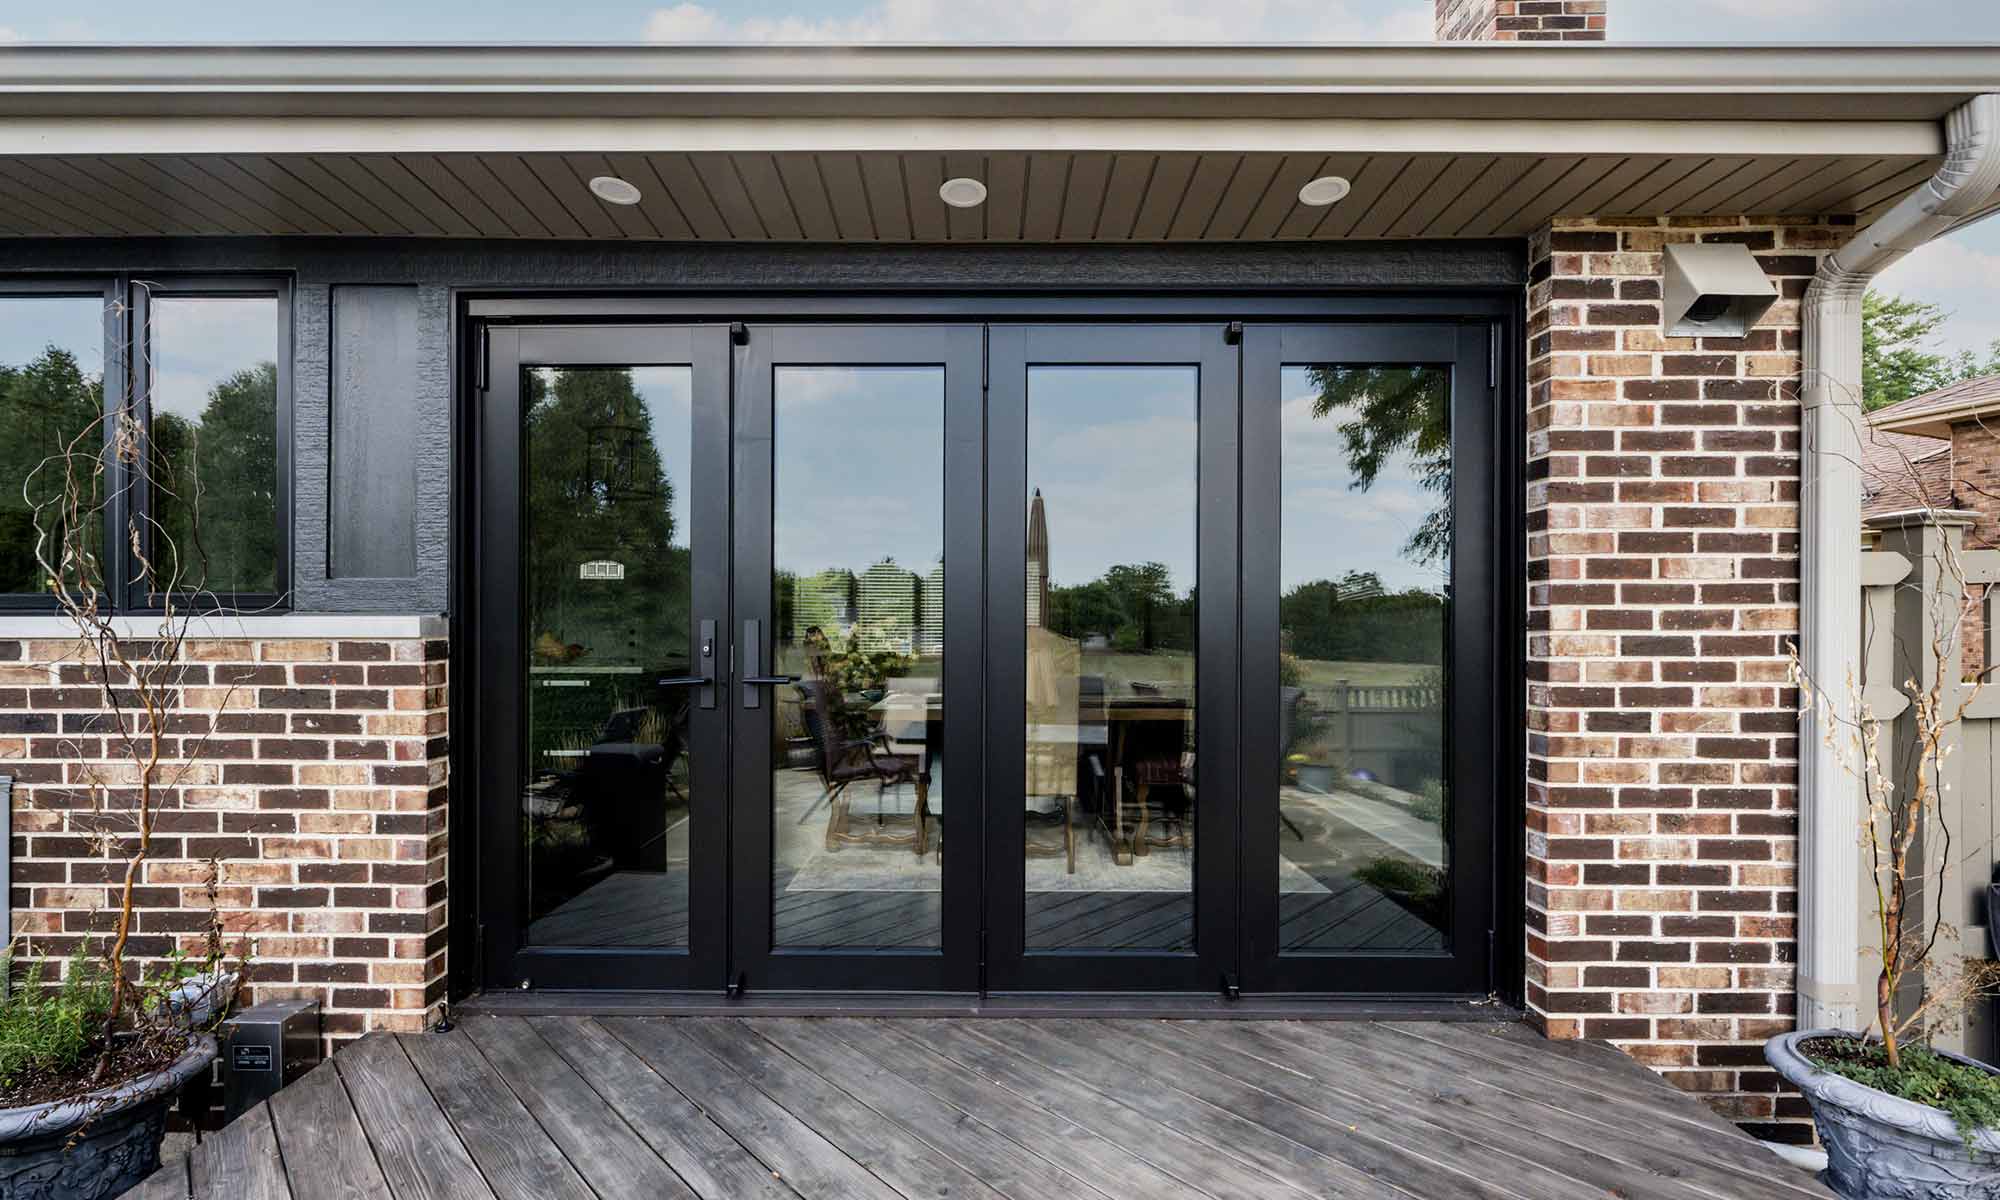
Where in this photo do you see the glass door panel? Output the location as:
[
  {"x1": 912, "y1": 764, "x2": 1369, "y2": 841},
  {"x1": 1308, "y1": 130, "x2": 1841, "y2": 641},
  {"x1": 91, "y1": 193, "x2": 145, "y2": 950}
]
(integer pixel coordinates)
[
  {"x1": 1023, "y1": 366, "x2": 1199, "y2": 953},
  {"x1": 1242, "y1": 324, "x2": 1496, "y2": 996},
  {"x1": 732, "y1": 326, "x2": 984, "y2": 993},
  {"x1": 986, "y1": 326, "x2": 1239, "y2": 993},
  {"x1": 478, "y1": 325, "x2": 731, "y2": 991},
  {"x1": 770, "y1": 365, "x2": 946, "y2": 951}
]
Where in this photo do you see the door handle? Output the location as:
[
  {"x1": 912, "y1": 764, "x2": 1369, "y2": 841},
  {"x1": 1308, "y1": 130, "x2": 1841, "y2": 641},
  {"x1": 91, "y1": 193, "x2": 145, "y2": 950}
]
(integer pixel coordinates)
[
  {"x1": 741, "y1": 619, "x2": 796, "y2": 709},
  {"x1": 656, "y1": 676, "x2": 712, "y2": 688}
]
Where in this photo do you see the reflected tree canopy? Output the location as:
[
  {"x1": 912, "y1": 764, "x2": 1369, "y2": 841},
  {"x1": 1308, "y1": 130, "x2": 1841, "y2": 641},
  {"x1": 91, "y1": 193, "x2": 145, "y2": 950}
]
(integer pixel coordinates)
[
  {"x1": 523, "y1": 367, "x2": 689, "y2": 670},
  {"x1": 152, "y1": 362, "x2": 280, "y2": 595},
  {"x1": 1046, "y1": 560, "x2": 1194, "y2": 653},
  {"x1": 0, "y1": 346, "x2": 102, "y2": 594},
  {"x1": 1305, "y1": 364, "x2": 1452, "y2": 567}
]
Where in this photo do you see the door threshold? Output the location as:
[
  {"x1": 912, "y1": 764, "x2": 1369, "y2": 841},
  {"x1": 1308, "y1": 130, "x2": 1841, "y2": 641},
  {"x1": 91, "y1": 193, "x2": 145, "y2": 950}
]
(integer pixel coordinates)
[{"x1": 455, "y1": 989, "x2": 1519, "y2": 1021}]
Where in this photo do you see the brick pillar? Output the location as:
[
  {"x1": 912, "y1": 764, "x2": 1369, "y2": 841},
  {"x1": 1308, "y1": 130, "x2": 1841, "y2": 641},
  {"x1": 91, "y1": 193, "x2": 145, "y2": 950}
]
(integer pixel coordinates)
[
  {"x1": 1524, "y1": 214, "x2": 1851, "y2": 1142},
  {"x1": 1437, "y1": 0, "x2": 1608, "y2": 41}
]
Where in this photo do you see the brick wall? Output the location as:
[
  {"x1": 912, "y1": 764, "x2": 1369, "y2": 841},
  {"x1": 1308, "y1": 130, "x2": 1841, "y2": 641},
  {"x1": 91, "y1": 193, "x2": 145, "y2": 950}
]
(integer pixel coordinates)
[
  {"x1": 1436, "y1": 0, "x2": 1608, "y2": 41},
  {"x1": 1525, "y1": 214, "x2": 1851, "y2": 1142},
  {"x1": 1950, "y1": 418, "x2": 2000, "y2": 681},
  {"x1": 0, "y1": 634, "x2": 449, "y2": 1053}
]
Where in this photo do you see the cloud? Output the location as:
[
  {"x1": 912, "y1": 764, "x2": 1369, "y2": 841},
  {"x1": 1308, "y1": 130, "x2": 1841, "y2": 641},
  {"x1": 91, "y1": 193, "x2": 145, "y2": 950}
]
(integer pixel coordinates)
[
  {"x1": 0, "y1": 27, "x2": 20, "y2": 42},
  {"x1": 641, "y1": 0, "x2": 1432, "y2": 43},
  {"x1": 1874, "y1": 216, "x2": 2000, "y2": 360}
]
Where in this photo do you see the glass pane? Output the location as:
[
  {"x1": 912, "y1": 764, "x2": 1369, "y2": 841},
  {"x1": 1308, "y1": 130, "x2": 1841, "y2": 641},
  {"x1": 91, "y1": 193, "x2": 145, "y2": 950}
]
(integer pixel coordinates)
[
  {"x1": 1025, "y1": 366, "x2": 1197, "y2": 952},
  {"x1": 522, "y1": 366, "x2": 695, "y2": 947},
  {"x1": 148, "y1": 294, "x2": 279, "y2": 595},
  {"x1": 772, "y1": 367, "x2": 945, "y2": 950},
  {"x1": 1278, "y1": 364, "x2": 1451, "y2": 954},
  {"x1": 0, "y1": 297, "x2": 103, "y2": 595}
]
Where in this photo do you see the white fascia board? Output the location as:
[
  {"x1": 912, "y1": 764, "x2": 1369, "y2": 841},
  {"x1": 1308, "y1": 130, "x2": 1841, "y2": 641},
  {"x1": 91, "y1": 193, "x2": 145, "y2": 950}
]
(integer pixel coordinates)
[{"x1": 0, "y1": 116, "x2": 1945, "y2": 159}]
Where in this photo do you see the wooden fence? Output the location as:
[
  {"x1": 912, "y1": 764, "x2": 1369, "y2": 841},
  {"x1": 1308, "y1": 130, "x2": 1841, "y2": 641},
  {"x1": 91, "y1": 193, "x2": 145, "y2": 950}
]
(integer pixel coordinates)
[{"x1": 1859, "y1": 512, "x2": 2000, "y2": 1058}]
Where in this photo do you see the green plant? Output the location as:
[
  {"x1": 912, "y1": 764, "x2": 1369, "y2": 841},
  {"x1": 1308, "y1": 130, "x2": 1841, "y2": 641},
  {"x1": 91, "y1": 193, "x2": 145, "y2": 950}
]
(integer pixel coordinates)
[
  {"x1": 1807, "y1": 1037, "x2": 2000, "y2": 1149},
  {"x1": 1410, "y1": 778, "x2": 1447, "y2": 825},
  {"x1": 0, "y1": 951, "x2": 111, "y2": 1093},
  {"x1": 1355, "y1": 856, "x2": 1446, "y2": 927}
]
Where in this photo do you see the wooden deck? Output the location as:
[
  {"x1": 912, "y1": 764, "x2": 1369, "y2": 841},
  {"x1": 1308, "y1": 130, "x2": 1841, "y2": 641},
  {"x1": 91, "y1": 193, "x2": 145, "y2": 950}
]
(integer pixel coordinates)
[{"x1": 128, "y1": 1016, "x2": 1830, "y2": 1200}]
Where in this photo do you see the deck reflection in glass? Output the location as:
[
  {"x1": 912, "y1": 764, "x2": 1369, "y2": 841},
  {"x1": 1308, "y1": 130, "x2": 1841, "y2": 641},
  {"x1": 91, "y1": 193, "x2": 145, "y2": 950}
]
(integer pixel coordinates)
[
  {"x1": 522, "y1": 366, "x2": 695, "y2": 947},
  {"x1": 772, "y1": 366, "x2": 946, "y2": 950},
  {"x1": 1276, "y1": 364, "x2": 1451, "y2": 954},
  {"x1": 1024, "y1": 366, "x2": 1198, "y2": 953}
]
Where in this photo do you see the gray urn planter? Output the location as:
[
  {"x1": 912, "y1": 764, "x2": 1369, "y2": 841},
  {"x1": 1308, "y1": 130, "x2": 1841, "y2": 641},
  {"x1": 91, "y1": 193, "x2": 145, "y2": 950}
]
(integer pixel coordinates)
[
  {"x1": 1768, "y1": 1029, "x2": 2000, "y2": 1199},
  {"x1": 0, "y1": 1034, "x2": 215, "y2": 1200}
]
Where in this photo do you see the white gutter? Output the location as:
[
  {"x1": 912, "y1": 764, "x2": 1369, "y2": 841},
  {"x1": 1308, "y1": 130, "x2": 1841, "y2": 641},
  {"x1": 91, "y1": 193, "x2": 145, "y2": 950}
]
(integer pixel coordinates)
[{"x1": 1797, "y1": 93, "x2": 2000, "y2": 1032}]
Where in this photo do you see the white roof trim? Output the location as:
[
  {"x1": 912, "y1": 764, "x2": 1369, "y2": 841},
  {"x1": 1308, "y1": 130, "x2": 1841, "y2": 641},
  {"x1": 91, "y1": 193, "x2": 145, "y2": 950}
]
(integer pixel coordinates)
[{"x1": 0, "y1": 43, "x2": 1996, "y2": 122}]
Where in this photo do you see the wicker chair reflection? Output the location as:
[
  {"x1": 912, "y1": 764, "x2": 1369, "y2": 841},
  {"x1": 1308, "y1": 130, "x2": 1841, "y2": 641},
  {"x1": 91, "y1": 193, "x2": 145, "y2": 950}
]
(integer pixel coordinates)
[{"x1": 797, "y1": 679, "x2": 931, "y2": 856}]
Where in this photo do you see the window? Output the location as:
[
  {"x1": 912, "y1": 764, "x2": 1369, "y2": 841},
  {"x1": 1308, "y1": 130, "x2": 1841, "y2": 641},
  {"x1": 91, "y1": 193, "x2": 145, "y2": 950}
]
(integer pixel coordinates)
[
  {"x1": 136, "y1": 280, "x2": 288, "y2": 604},
  {"x1": 0, "y1": 287, "x2": 111, "y2": 604}
]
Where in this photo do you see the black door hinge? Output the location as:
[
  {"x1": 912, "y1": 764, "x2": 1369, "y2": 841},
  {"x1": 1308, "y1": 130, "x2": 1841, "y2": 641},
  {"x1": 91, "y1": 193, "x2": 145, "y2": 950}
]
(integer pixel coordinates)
[
  {"x1": 1224, "y1": 320, "x2": 1244, "y2": 345},
  {"x1": 1220, "y1": 972, "x2": 1242, "y2": 1001},
  {"x1": 730, "y1": 321, "x2": 749, "y2": 345},
  {"x1": 727, "y1": 971, "x2": 747, "y2": 999}
]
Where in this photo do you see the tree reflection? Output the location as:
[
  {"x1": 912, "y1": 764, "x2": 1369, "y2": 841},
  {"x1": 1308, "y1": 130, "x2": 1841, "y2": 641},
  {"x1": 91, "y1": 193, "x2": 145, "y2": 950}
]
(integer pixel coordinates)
[
  {"x1": 1305, "y1": 365, "x2": 1452, "y2": 566},
  {"x1": 152, "y1": 362, "x2": 279, "y2": 595},
  {"x1": 0, "y1": 346, "x2": 101, "y2": 594}
]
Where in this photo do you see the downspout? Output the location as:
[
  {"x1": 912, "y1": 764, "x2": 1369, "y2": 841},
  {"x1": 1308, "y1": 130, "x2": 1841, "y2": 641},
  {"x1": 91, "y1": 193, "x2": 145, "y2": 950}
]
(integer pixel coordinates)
[{"x1": 1798, "y1": 93, "x2": 2000, "y2": 1031}]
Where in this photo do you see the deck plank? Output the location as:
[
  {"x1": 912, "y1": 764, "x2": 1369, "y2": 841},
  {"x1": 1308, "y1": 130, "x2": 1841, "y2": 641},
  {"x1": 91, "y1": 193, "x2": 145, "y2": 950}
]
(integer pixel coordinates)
[
  {"x1": 1000, "y1": 1020, "x2": 1418, "y2": 1200},
  {"x1": 125, "y1": 1160, "x2": 190, "y2": 1200},
  {"x1": 820, "y1": 1017, "x2": 1216, "y2": 1200},
  {"x1": 457, "y1": 1016, "x2": 699, "y2": 1200},
  {"x1": 263, "y1": 1059, "x2": 389, "y2": 1200},
  {"x1": 188, "y1": 1102, "x2": 291, "y2": 1200},
  {"x1": 529, "y1": 1016, "x2": 803, "y2": 1200},
  {"x1": 399, "y1": 1031, "x2": 596, "y2": 1200},
  {"x1": 676, "y1": 1018, "x2": 1010, "y2": 1200},
  {"x1": 603, "y1": 1017, "x2": 906, "y2": 1200},
  {"x1": 905, "y1": 1018, "x2": 1316, "y2": 1200},
  {"x1": 333, "y1": 1034, "x2": 495, "y2": 1200},
  {"x1": 747, "y1": 1018, "x2": 1117, "y2": 1200},
  {"x1": 1235, "y1": 1020, "x2": 1782, "y2": 1200}
]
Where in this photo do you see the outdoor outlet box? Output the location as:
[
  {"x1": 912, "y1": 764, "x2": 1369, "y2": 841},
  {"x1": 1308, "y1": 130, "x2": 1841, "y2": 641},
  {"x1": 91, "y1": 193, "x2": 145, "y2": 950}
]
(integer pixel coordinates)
[
  {"x1": 220, "y1": 998, "x2": 321, "y2": 1121},
  {"x1": 1661, "y1": 242, "x2": 1781, "y2": 337}
]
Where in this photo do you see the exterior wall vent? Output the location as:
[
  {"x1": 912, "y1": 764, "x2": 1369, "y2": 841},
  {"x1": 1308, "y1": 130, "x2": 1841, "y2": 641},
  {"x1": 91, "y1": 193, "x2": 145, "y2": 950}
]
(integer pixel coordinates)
[{"x1": 1662, "y1": 242, "x2": 1779, "y2": 338}]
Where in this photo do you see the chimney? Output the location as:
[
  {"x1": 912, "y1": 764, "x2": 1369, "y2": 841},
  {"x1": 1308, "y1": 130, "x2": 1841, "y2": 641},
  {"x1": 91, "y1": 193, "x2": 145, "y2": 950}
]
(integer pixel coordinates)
[{"x1": 1436, "y1": 1, "x2": 1607, "y2": 41}]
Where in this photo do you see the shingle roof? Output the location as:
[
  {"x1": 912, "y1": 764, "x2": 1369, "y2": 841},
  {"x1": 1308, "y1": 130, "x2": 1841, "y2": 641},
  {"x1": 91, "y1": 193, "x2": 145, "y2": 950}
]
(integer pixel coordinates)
[
  {"x1": 1871, "y1": 374, "x2": 2000, "y2": 438},
  {"x1": 1860, "y1": 426, "x2": 1953, "y2": 520}
]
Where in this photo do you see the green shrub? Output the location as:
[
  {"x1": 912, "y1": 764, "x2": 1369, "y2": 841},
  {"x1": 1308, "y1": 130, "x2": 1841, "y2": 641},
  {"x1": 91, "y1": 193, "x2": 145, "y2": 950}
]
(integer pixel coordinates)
[
  {"x1": 0, "y1": 951, "x2": 112, "y2": 1092},
  {"x1": 1355, "y1": 856, "x2": 1446, "y2": 927},
  {"x1": 1808, "y1": 1037, "x2": 2000, "y2": 1149}
]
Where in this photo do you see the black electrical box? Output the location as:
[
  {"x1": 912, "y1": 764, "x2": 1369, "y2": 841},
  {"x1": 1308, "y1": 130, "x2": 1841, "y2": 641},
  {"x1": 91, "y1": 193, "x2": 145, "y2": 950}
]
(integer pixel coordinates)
[{"x1": 220, "y1": 998, "x2": 321, "y2": 1120}]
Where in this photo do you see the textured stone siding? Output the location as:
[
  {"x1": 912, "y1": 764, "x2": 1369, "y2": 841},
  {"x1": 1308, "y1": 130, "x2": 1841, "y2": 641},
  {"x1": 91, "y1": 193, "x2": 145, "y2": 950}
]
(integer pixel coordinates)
[
  {"x1": 0, "y1": 634, "x2": 449, "y2": 1052},
  {"x1": 1436, "y1": 0, "x2": 1608, "y2": 41},
  {"x1": 1525, "y1": 214, "x2": 1851, "y2": 1141}
]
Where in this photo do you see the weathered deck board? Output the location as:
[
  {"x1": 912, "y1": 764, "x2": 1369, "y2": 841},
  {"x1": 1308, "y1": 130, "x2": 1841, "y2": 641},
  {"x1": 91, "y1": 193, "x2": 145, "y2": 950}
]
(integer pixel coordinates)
[{"x1": 133, "y1": 1016, "x2": 1833, "y2": 1200}]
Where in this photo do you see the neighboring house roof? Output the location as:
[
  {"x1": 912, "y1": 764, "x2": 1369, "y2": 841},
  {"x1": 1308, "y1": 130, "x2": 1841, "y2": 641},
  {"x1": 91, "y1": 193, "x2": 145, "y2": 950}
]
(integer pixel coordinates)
[
  {"x1": 1871, "y1": 374, "x2": 2000, "y2": 438},
  {"x1": 1860, "y1": 426, "x2": 1953, "y2": 520}
]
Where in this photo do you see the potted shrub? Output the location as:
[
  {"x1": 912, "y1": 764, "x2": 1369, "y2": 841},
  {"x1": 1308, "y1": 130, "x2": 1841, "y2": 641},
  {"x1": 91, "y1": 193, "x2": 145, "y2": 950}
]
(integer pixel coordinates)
[
  {"x1": 1771, "y1": 488, "x2": 2000, "y2": 1198},
  {"x1": 0, "y1": 292, "x2": 243, "y2": 1197}
]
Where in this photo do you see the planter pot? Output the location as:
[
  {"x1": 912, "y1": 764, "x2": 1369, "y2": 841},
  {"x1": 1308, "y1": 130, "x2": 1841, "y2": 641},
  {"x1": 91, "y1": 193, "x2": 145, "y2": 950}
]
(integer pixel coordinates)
[
  {"x1": 0, "y1": 1034, "x2": 215, "y2": 1200},
  {"x1": 1767, "y1": 1029, "x2": 2000, "y2": 1199},
  {"x1": 1294, "y1": 765, "x2": 1336, "y2": 793}
]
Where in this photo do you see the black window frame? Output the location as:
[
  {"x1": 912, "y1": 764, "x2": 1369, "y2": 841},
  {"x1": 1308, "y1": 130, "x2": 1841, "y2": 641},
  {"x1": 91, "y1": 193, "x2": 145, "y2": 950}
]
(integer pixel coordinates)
[
  {"x1": 0, "y1": 276, "x2": 125, "y2": 612},
  {"x1": 125, "y1": 275, "x2": 294, "y2": 614}
]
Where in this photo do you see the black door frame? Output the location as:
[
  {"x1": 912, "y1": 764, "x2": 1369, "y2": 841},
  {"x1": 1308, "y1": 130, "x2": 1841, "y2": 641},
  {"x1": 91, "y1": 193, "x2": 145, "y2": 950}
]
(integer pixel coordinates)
[
  {"x1": 1239, "y1": 322, "x2": 1499, "y2": 997},
  {"x1": 475, "y1": 323, "x2": 733, "y2": 990},
  {"x1": 461, "y1": 293, "x2": 1524, "y2": 1007},
  {"x1": 731, "y1": 324, "x2": 986, "y2": 993}
]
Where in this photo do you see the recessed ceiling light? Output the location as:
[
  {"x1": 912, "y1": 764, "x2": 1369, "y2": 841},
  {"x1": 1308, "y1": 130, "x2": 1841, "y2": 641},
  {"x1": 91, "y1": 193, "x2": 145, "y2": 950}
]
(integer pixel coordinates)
[
  {"x1": 1297, "y1": 175, "x2": 1352, "y2": 207},
  {"x1": 939, "y1": 177, "x2": 988, "y2": 209},
  {"x1": 588, "y1": 175, "x2": 643, "y2": 206}
]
